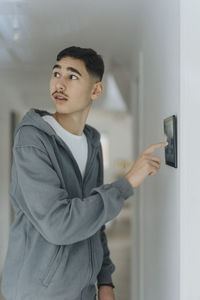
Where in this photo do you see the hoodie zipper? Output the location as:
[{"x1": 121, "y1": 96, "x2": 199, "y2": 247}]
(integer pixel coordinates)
[
  {"x1": 82, "y1": 170, "x2": 94, "y2": 287},
  {"x1": 81, "y1": 149, "x2": 99, "y2": 288},
  {"x1": 80, "y1": 239, "x2": 93, "y2": 299},
  {"x1": 88, "y1": 238, "x2": 94, "y2": 284}
]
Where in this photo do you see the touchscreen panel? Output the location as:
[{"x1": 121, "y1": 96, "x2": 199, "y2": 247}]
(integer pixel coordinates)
[{"x1": 163, "y1": 115, "x2": 177, "y2": 168}]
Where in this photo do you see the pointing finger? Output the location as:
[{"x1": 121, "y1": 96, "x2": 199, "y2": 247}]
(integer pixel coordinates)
[{"x1": 143, "y1": 141, "x2": 168, "y2": 154}]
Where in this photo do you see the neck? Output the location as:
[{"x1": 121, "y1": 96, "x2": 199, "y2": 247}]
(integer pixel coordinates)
[{"x1": 52, "y1": 105, "x2": 92, "y2": 136}]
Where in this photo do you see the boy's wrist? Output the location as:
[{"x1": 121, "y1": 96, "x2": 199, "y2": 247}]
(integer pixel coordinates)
[
  {"x1": 124, "y1": 173, "x2": 136, "y2": 189},
  {"x1": 98, "y1": 283, "x2": 115, "y2": 289}
]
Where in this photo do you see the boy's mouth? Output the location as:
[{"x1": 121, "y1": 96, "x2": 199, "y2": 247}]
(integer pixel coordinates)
[{"x1": 54, "y1": 93, "x2": 68, "y2": 101}]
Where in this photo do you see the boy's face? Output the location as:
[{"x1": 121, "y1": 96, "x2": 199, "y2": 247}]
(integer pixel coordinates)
[{"x1": 49, "y1": 56, "x2": 103, "y2": 114}]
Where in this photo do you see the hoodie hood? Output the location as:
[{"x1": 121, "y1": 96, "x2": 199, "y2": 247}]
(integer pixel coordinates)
[{"x1": 14, "y1": 108, "x2": 101, "y2": 148}]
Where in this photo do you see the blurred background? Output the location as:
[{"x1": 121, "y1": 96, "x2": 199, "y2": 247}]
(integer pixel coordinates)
[{"x1": 0, "y1": 0, "x2": 200, "y2": 300}]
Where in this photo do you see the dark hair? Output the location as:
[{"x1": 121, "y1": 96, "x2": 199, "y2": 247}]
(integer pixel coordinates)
[{"x1": 56, "y1": 46, "x2": 104, "y2": 81}]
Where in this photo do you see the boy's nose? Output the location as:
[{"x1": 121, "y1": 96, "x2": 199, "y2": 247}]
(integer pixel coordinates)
[{"x1": 56, "y1": 79, "x2": 66, "y2": 91}]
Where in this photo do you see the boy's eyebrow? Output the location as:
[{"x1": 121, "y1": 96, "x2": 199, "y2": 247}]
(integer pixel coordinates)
[{"x1": 52, "y1": 64, "x2": 82, "y2": 77}]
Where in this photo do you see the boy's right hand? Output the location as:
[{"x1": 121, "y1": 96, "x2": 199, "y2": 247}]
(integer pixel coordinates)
[{"x1": 124, "y1": 141, "x2": 168, "y2": 189}]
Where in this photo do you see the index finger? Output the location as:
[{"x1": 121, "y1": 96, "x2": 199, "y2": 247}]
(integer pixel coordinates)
[{"x1": 143, "y1": 141, "x2": 168, "y2": 154}]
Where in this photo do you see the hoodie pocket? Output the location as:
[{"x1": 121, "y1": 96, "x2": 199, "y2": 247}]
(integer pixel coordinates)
[{"x1": 39, "y1": 245, "x2": 64, "y2": 287}]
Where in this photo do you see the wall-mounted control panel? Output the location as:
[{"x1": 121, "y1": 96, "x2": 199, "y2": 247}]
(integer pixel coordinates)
[{"x1": 163, "y1": 115, "x2": 177, "y2": 168}]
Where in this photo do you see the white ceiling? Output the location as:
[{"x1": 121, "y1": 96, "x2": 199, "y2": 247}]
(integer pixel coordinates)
[{"x1": 0, "y1": 0, "x2": 137, "y2": 111}]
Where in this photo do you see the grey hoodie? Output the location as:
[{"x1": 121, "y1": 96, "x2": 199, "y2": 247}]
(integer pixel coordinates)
[{"x1": 1, "y1": 108, "x2": 134, "y2": 300}]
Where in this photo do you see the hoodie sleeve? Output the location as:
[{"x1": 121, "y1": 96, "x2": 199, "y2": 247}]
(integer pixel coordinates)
[
  {"x1": 12, "y1": 144, "x2": 134, "y2": 245},
  {"x1": 97, "y1": 224, "x2": 115, "y2": 288}
]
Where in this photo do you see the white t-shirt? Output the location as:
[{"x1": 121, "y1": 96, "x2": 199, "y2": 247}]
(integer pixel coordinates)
[{"x1": 42, "y1": 115, "x2": 88, "y2": 179}]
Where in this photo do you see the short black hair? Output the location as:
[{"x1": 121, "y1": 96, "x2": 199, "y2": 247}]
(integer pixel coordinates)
[{"x1": 56, "y1": 46, "x2": 104, "y2": 81}]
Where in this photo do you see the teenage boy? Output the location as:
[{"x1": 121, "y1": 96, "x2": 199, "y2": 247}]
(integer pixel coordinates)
[{"x1": 1, "y1": 46, "x2": 167, "y2": 300}]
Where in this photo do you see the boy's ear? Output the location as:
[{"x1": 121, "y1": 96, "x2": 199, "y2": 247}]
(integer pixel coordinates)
[{"x1": 91, "y1": 82, "x2": 103, "y2": 100}]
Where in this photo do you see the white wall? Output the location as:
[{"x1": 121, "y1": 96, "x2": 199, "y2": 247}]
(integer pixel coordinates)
[
  {"x1": 131, "y1": 1, "x2": 180, "y2": 300},
  {"x1": 180, "y1": 1, "x2": 200, "y2": 299}
]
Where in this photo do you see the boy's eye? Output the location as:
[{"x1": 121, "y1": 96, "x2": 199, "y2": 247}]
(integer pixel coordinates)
[
  {"x1": 53, "y1": 72, "x2": 78, "y2": 80},
  {"x1": 70, "y1": 74, "x2": 78, "y2": 80},
  {"x1": 53, "y1": 72, "x2": 60, "y2": 77}
]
